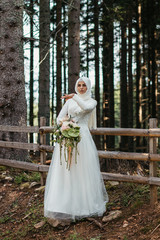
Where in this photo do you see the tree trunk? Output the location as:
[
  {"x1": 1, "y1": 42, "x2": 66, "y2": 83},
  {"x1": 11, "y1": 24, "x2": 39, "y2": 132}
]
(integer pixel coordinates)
[
  {"x1": 142, "y1": 0, "x2": 147, "y2": 150},
  {"x1": 86, "y1": 0, "x2": 89, "y2": 77},
  {"x1": 128, "y1": 8, "x2": 134, "y2": 152},
  {"x1": 102, "y1": 0, "x2": 115, "y2": 170},
  {"x1": 68, "y1": 0, "x2": 80, "y2": 93},
  {"x1": 51, "y1": 45, "x2": 55, "y2": 127},
  {"x1": 136, "y1": 0, "x2": 142, "y2": 149},
  {"x1": 63, "y1": 3, "x2": 67, "y2": 94},
  {"x1": 29, "y1": 0, "x2": 34, "y2": 144},
  {"x1": 56, "y1": 0, "x2": 62, "y2": 115},
  {"x1": 120, "y1": 20, "x2": 128, "y2": 150},
  {"x1": 147, "y1": 0, "x2": 151, "y2": 118},
  {"x1": 102, "y1": 0, "x2": 114, "y2": 150},
  {"x1": 150, "y1": 0, "x2": 157, "y2": 118},
  {"x1": 38, "y1": 0, "x2": 50, "y2": 135},
  {"x1": 94, "y1": 0, "x2": 100, "y2": 127},
  {"x1": 0, "y1": 0, "x2": 27, "y2": 161}
]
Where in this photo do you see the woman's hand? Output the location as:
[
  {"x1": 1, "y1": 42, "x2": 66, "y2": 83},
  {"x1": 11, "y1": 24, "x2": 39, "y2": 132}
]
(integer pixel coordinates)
[{"x1": 61, "y1": 93, "x2": 75, "y2": 100}]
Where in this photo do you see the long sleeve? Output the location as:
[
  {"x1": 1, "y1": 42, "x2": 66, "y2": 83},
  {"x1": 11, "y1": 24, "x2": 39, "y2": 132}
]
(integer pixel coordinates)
[
  {"x1": 56, "y1": 100, "x2": 69, "y2": 124},
  {"x1": 72, "y1": 94, "x2": 97, "y2": 112}
]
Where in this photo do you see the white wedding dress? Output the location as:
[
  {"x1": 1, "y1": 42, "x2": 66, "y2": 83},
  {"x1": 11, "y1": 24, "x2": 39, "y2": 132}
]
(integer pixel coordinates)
[{"x1": 44, "y1": 94, "x2": 108, "y2": 221}]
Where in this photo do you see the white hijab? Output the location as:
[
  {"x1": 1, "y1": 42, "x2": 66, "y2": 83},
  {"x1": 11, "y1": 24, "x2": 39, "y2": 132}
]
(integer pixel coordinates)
[{"x1": 75, "y1": 77, "x2": 97, "y2": 129}]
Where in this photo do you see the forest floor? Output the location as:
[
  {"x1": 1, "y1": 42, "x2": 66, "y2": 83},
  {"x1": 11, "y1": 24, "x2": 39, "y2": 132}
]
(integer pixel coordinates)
[{"x1": 1, "y1": 166, "x2": 160, "y2": 240}]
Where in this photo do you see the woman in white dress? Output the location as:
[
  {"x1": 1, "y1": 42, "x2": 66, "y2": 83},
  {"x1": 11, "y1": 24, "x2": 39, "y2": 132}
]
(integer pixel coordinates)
[{"x1": 44, "y1": 77, "x2": 108, "y2": 221}]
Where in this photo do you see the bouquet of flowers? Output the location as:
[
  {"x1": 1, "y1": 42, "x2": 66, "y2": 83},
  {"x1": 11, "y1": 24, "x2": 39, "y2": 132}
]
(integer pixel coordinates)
[{"x1": 52, "y1": 116, "x2": 81, "y2": 170}]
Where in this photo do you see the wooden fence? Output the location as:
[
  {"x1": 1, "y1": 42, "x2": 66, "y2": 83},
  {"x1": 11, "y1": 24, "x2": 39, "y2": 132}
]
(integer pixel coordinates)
[{"x1": 0, "y1": 117, "x2": 160, "y2": 206}]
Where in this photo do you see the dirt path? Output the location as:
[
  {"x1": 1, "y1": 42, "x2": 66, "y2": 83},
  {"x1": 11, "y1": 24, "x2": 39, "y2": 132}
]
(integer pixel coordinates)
[{"x1": 1, "y1": 168, "x2": 160, "y2": 240}]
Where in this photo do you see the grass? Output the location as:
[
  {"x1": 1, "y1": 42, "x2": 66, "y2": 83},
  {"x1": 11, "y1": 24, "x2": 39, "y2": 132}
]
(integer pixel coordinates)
[
  {"x1": 14, "y1": 171, "x2": 40, "y2": 184},
  {"x1": 106, "y1": 182, "x2": 150, "y2": 212},
  {"x1": 66, "y1": 228, "x2": 86, "y2": 240},
  {"x1": 0, "y1": 215, "x2": 11, "y2": 224},
  {"x1": 123, "y1": 236, "x2": 129, "y2": 240}
]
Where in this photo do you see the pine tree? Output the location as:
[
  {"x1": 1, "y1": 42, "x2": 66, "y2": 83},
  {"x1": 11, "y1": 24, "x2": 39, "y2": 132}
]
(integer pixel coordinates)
[
  {"x1": 38, "y1": 0, "x2": 50, "y2": 132},
  {"x1": 0, "y1": 0, "x2": 27, "y2": 161},
  {"x1": 68, "y1": 0, "x2": 80, "y2": 93}
]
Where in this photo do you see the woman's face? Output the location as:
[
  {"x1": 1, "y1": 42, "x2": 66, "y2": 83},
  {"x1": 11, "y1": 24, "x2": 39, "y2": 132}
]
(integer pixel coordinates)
[{"x1": 77, "y1": 81, "x2": 87, "y2": 94}]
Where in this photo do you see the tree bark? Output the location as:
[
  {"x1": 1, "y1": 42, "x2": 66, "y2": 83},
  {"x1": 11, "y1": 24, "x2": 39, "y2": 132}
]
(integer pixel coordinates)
[
  {"x1": 68, "y1": 0, "x2": 80, "y2": 93},
  {"x1": 0, "y1": 0, "x2": 27, "y2": 161},
  {"x1": 150, "y1": 0, "x2": 157, "y2": 118},
  {"x1": 102, "y1": 0, "x2": 114, "y2": 150},
  {"x1": 38, "y1": 0, "x2": 50, "y2": 133},
  {"x1": 136, "y1": 0, "x2": 142, "y2": 149},
  {"x1": 94, "y1": 0, "x2": 100, "y2": 128},
  {"x1": 86, "y1": 0, "x2": 89, "y2": 77},
  {"x1": 29, "y1": 0, "x2": 34, "y2": 144},
  {"x1": 63, "y1": 3, "x2": 67, "y2": 94},
  {"x1": 128, "y1": 7, "x2": 134, "y2": 152},
  {"x1": 56, "y1": 0, "x2": 62, "y2": 115},
  {"x1": 147, "y1": 0, "x2": 151, "y2": 117},
  {"x1": 120, "y1": 20, "x2": 128, "y2": 150}
]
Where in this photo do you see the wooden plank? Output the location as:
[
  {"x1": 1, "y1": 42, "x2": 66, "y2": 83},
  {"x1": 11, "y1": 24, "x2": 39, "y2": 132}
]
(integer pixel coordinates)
[
  {"x1": 39, "y1": 126, "x2": 160, "y2": 137},
  {"x1": 98, "y1": 150, "x2": 149, "y2": 161},
  {"x1": 149, "y1": 118, "x2": 158, "y2": 206},
  {"x1": 1, "y1": 158, "x2": 160, "y2": 187},
  {"x1": 39, "y1": 126, "x2": 54, "y2": 134},
  {"x1": 0, "y1": 141, "x2": 39, "y2": 151},
  {"x1": 0, "y1": 158, "x2": 39, "y2": 171},
  {"x1": 149, "y1": 177, "x2": 160, "y2": 186},
  {"x1": 39, "y1": 145, "x2": 54, "y2": 152},
  {"x1": 38, "y1": 146, "x2": 160, "y2": 162},
  {"x1": 102, "y1": 172, "x2": 160, "y2": 186},
  {"x1": 98, "y1": 151, "x2": 160, "y2": 162},
  {"x1": 91, "y1": 128, "x2": 149, "y2": 136},
  {"x1": 0, "y1": 125, "x2": 39, "y2": 133},
  {"x1": 102, "y1": 172, "x2": 149, "y2": 184},
  {"x1": 39, "y1": 164, "x2": 49, "y2": 172}
]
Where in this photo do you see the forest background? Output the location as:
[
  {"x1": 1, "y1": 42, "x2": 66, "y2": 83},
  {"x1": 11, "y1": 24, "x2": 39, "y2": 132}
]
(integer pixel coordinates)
[{"x1": 0, "y1": 0, "x2": 160, "y2": 167}]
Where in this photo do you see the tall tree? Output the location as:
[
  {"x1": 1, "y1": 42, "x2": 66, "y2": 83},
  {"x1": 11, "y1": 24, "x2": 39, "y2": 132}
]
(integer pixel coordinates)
[
  {"x1": 136, "y1": 0, "x2": 142, "y2": 149},
  {"x1": 68, "y1": 0, "x2": 80, "y2": 93},
  {"x1": 62, "y1": 3, "x2": 67, "y2": 95},
  {"x1": 0, "y1": 0, "x2": 27, "y2": 160},
  {"x1": 56, "y1": 0, "x2": 62, "y2": 115},
  {"x1": 128, "y1": 4, "x2": 134, "y2": 151},
  {"x1": 29, "y1": 0, "x2": 34, "y2": 143},
  {"x1": 94, "y1": 0, "x2": 100, "y2": 127},
  {"x1": 120, "y1": 19, "x2": 128, "y2": 150},
  {"x1": 102, "y1": 0, "x2": 115, "y2": 150},
  {"x1": 38, "y1": 0, "x2": 50, "y2": 130},
  {"x1": 150, "y1": 0, "x2": 157, "y2": 118}
]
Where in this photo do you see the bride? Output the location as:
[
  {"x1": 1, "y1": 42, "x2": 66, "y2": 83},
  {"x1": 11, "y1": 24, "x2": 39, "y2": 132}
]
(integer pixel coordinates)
[{"x1": 44, "y1": 77, "x2": 108, "y2": 221}]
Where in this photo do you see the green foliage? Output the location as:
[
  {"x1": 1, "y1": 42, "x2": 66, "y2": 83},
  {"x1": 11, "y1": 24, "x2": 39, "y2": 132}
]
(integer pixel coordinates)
[
  {"x1": 0, "y1": 166, "x2": 7, "y2": 171},
  {"x1": 123, "y1": 236, "x2": 129, "y2": 240},
  {"x1": 120, "y1": 184, "x2": 149, "y2": 207},
  {"x1": 67, "y1": 232, "x2": 85, "y2": 240},
  {"x1": 66, "y1": 228, "x2": 85, "y2": 240},
  {"x1": 14, "y1": 171, "x2": 40, "y2": 184},
  {"x1": 0, "y1": 215, "x2": 11, "y2": 224},
  {"x1": 106, "y1": 182, "x2": 150, "y2": 212},
  {"x1": 14, "y1": 173, "x2": 28, "y2": 184}
]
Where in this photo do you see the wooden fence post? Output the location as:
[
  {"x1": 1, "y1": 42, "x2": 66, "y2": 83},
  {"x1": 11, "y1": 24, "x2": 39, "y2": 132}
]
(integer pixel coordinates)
[
  {"x1": 149, "y1": 118, "x2": 158, "y2": 207},
  {"x1": 40, "y1": 117, "x2": 46, "y2": 185}
]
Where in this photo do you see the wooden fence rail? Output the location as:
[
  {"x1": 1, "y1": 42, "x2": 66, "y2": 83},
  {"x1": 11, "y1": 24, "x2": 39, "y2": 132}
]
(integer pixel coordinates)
[{"x1": 0, "y1": 117, "x2": 159, "y2": 206}]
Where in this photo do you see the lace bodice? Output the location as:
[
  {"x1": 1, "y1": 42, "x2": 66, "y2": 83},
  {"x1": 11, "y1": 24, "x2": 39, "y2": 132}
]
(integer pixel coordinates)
[{"x1": 57, "y1": 94, "x2": 97, "y2": 127}]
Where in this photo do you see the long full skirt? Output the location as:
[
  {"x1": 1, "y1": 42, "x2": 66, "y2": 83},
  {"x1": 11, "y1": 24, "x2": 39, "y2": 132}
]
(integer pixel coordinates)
[{"x1": 44, "y1": 125, "x2": 108, "y2": 220}]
